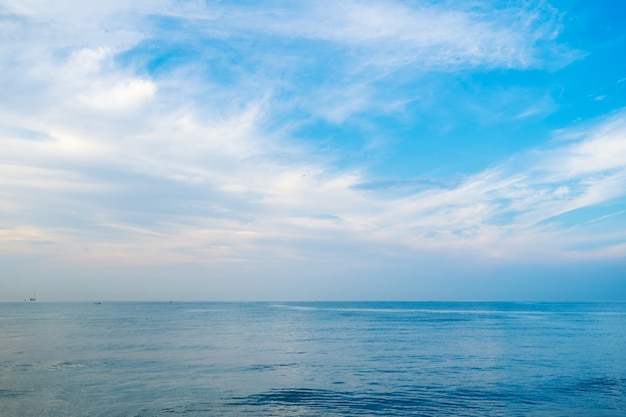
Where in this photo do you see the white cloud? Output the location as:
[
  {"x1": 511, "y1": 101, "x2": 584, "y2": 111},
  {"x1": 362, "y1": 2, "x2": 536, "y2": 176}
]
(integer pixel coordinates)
[
  {"x1": 560, "y1": 118, "x2": 626, "y2": 175},
  {"x1": 2, "y1": 108, "x2": 626, "y2": 266},
  {"x1": 0, "y1": 0, "x2": 621, "y2": 271},
  {"x1": 79, "y1": 78, "x2": 156, "y2": 112}
]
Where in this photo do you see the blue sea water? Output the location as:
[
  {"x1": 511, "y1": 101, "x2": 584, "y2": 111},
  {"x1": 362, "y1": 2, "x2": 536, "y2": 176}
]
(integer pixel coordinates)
[{"x1": 1, "y1": 302, "x2": 625, "y2": 416}]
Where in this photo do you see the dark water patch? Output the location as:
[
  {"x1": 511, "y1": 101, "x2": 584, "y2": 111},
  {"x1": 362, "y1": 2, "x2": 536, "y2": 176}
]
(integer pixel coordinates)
[
  {"x1": 559, "y1": 376, "x2": 626, "y2": 396},
  {"x1": 0, "y1": 389, "x2": 29, "y2": 398},
  {"x1": 577, "y1": 377, "x2": 626, "y2": 395},
  {"x1": 1, "y1": 362, "x2": 34, "y2": 372},
  {"x1": 450, "y1": 386, "x2": 549, "y2": 408}
]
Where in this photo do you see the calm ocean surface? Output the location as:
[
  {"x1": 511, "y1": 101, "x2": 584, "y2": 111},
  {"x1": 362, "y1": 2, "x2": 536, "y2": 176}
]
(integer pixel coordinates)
[{"x1": 1, "y1": 302, "x2": 625, "y2": 416}]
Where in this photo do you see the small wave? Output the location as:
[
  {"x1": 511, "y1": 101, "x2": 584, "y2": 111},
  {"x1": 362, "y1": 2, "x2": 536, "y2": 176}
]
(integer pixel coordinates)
[
  {"x1": 245, "y1": 363, "x2": 299, "y2": 372},
  {"x1": 184, "y1": 309, "x2": 224, "y2": 313},
  {"x1": 270, "y1": 304, "x2": 320, "y2": 311},
  {"x1": 271, "y1": 304, "x2": 552, "y2": 316},
  {"x1": 158, "y1": 403, "x2": 214, "y2": 414}
]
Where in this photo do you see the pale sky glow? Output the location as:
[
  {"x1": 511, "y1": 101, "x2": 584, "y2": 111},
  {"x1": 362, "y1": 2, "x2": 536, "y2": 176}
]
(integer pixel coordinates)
[{"x1": 1, "y1": 0, "x2": 626, "y2": 301}]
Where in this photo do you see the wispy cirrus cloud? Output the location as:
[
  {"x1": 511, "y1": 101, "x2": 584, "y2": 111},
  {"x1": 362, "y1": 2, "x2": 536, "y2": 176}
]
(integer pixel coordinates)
[{"x1": 157, "y1": 0, "x2": 569, "y2": 69}]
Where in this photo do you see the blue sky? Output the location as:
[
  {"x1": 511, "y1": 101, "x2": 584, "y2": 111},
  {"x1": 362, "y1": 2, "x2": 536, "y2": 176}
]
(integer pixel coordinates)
[{"x1": 1, "y1": 0, "x2": 626, "y2": 301}]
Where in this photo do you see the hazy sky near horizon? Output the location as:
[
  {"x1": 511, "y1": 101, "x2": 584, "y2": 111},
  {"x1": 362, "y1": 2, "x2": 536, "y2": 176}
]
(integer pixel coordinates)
[{"x1": 1, "y1": 0, "x2": 626, "y2": 301}]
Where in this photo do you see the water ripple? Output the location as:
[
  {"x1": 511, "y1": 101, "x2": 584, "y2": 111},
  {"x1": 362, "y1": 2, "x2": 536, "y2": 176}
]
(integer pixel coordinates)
[{"x1": 229, "y1": 387, "x2": 488, "y2": 416}]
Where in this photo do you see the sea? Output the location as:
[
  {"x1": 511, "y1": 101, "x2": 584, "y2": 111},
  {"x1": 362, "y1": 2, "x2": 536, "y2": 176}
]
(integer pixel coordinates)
[{"x1": 1, "y1": 301, "x2": 625, "y2": 416}]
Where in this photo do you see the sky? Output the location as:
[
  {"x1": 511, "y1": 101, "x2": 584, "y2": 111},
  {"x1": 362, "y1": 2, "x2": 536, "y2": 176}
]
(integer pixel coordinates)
[{"x1": 1, "y1": 0, "x2": 626, "y2": 301}]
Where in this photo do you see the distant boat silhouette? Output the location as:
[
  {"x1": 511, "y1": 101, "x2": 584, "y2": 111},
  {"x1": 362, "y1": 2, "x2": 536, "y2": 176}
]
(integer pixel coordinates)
[{"x1": 29, "y1": 294, "x2": 36, "y2": 302}]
